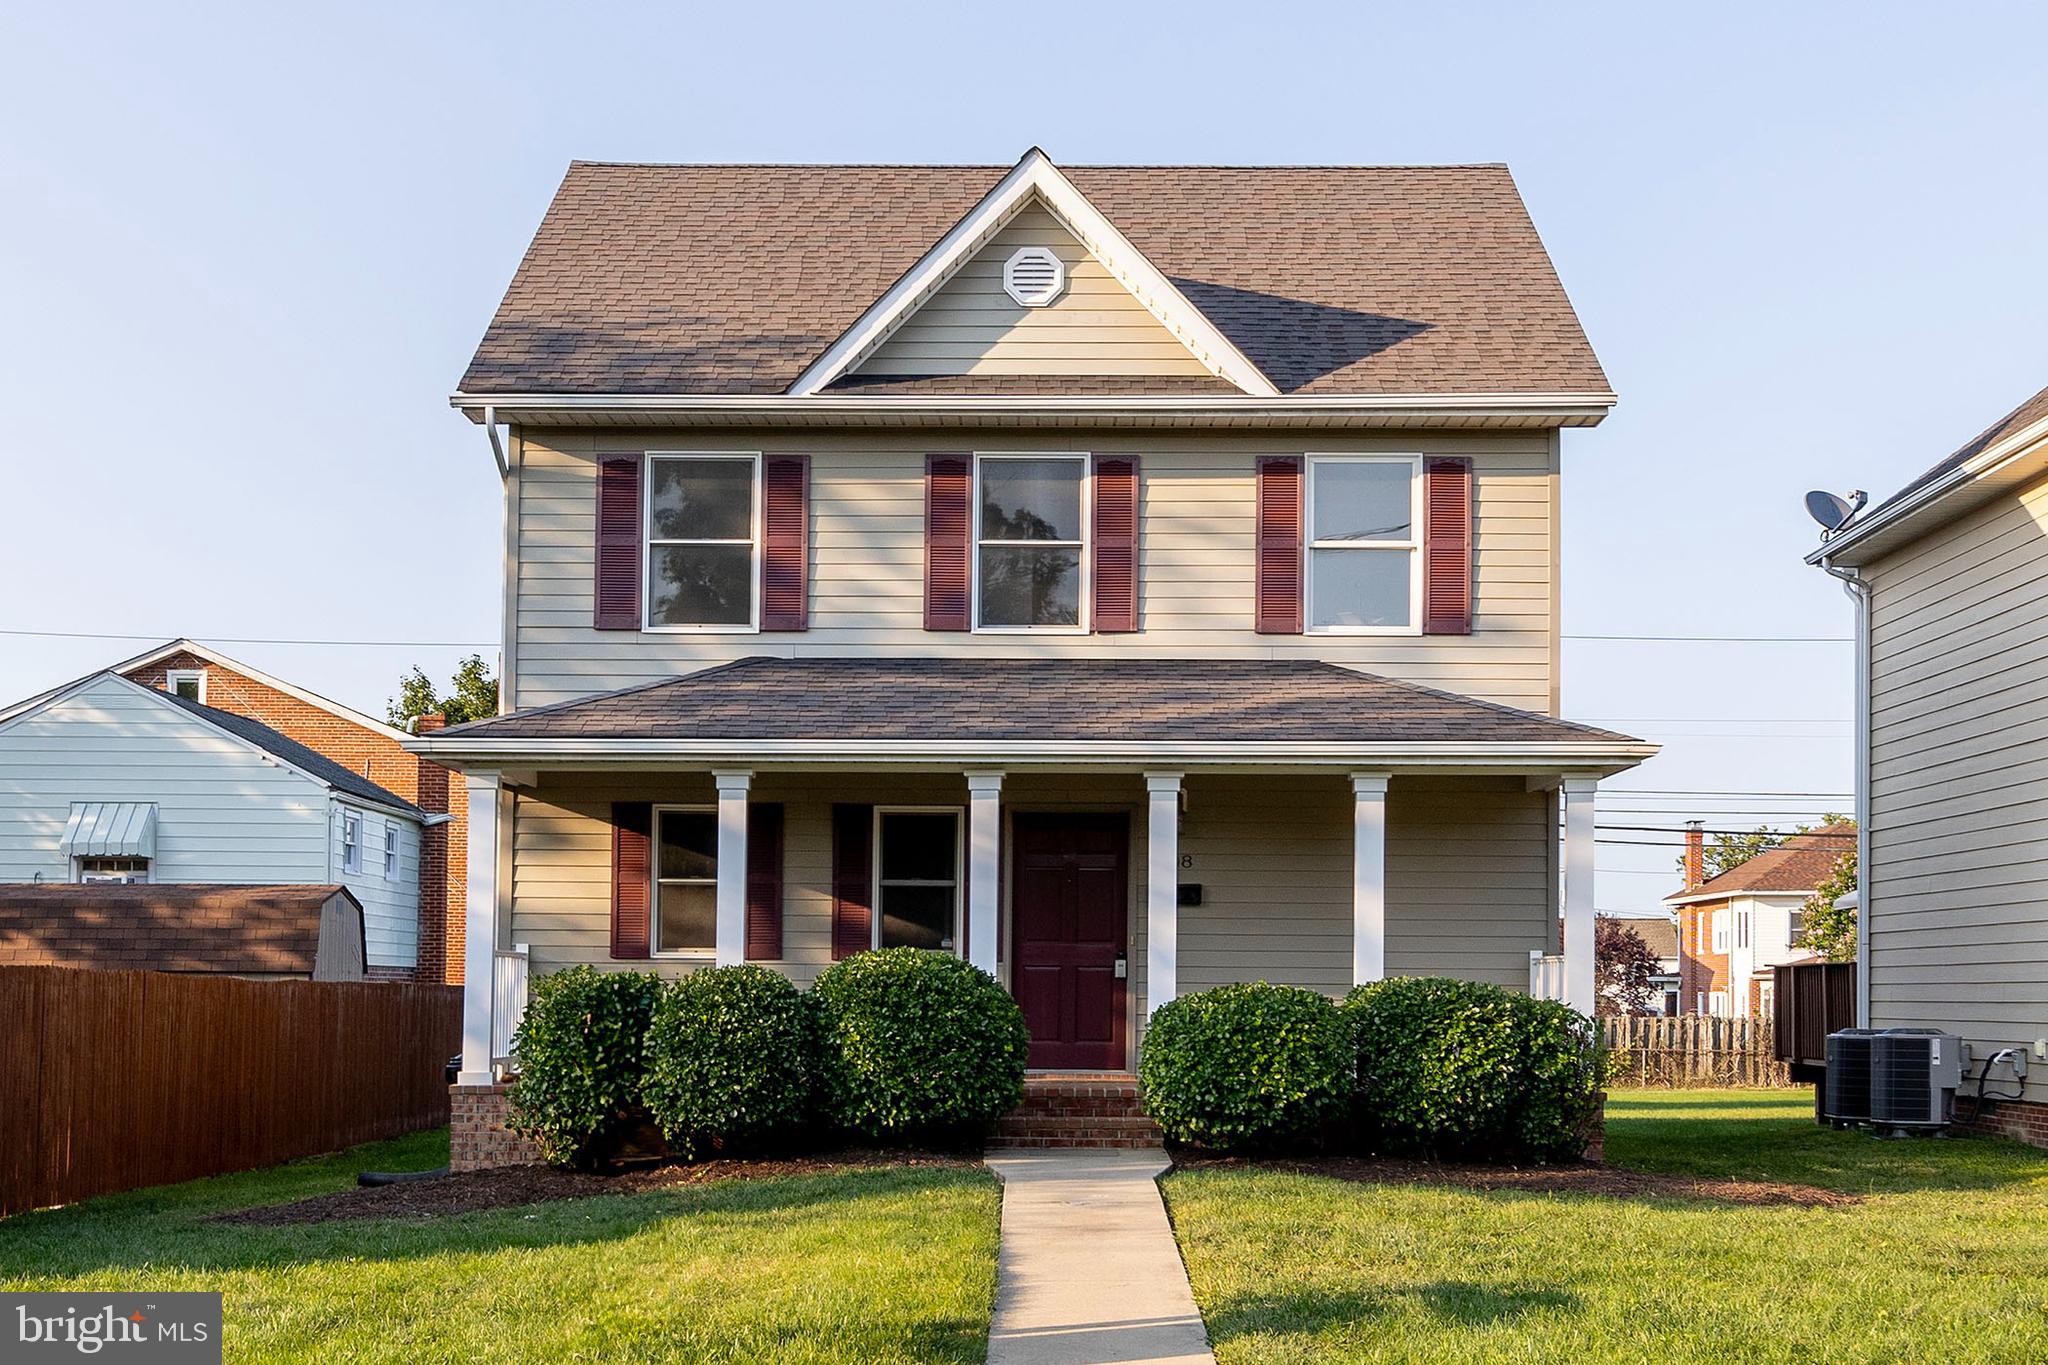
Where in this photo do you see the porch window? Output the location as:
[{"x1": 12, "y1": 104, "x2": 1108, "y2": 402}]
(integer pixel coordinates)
[
  {"x1": 1306, "y1": 456, "x2": 1421, "y2": 632},
  {"x1": 873, "y1": 808, "x2": 962, "y2": 951},
  {"x1": 77, "y1": 856, "x2": 149, "y2": 883},
  {"x1": 975, "y1": 454, "x2": 1087, "y2": 630},
  {"x1": 653, "y1": 806, "x2": 718, "y2": 955},
  {"x1": 645, "y1": 453, "x2": 759, "y2": 629}
]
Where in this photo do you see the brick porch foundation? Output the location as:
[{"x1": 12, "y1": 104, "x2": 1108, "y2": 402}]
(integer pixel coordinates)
[
  {"x1": 992, "y1": 1073, "x2": 1165, "y2": 1149},
  {"x1": 1954, "y1": 1094, "x2": 2048, "y2": 1148},
  {"x1": 450, "y1": 1082, "x2": 540, "y2": 1171}
]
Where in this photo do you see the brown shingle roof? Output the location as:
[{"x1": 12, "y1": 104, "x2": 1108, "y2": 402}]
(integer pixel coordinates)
[
  {"x1": 1669, "y1": 824, "x2": 1856, "y2": 900},
  {"x1": 436, "y1": 657, "x2": 1637, "y2": 746},
  {"x1": 459, "y1": 162, "x2": 1609, "y2": 399},
  {"x1": 0, "y1": 884, "x2": 355, "y2": 975},
  {"x1": 1865, "y1": 380, "x2": 2048, "y2": 516}
]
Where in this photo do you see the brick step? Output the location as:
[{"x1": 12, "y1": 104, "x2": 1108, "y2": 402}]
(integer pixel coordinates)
[
  {"x1": 994, "y1": 1114, "x2": 1163, "y2": 1134},
  {"x1": 991, "y1": 1134, "x2": 1162, "y2": 1150}
]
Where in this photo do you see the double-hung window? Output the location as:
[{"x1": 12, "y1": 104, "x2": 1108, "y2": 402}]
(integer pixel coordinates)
[
  {"x1": 1306, "y1": 456, "x2": 1422, "y2": 632},
  {"x1": 645, "y1": 453, "x2": 760, "y2": 630},
  {"x1": 873, "y1": 808, "x2": 962, "y2": 951},
  {"x1": 383, "y1": 823, "x2": 400, "y2": 878},
  {"x1": 341, "y1": 811, "x2": 363, "y2": 875},
  {"x1": 975, "y1": 454, "x2": 1088, "y2": 630},
  {"x1": 653, "y1": 806, "x2": 718, "y2": 956}
]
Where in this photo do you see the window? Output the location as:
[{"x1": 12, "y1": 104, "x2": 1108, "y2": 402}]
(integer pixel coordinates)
[
  {"x1": 873, "y1": 808, "x2": 962, "y2": 951},
  {"x1": 1788, "y1": 908, "x2": 1805, "y2": 943},
  {"x1": 383, "y1": 823, "x2": 400, "y2": 878},
  {"x1": 1306, "y1": 456, "x2": 1422, "y2": 632},
  {"x1": 1710, "y1": 911, "x2": 1728, "y2": 954},
  {"x1": 1709, "y1": 990, "x2": 1729, "y2": 1018},
  {"x1": 165, "y1": 669, "x2": 207, "y2": 703},
  {"x1": 653, "y1": 806, "x2": 718, "y2": 955},
  {"x1": 645, "y1": 453, "x2": 759, "y2": 629},
  {"x1": 975, "y1": 454, "x2": 1087, "y2": 630},
  {"x1": 1736, "y1": 909, "x2": 1751, "y2": 950},
  {"x1": 341, "y1": 811, "x2": 363, "y2": 875},
  {"x1": 77, "y1": 856, "x2": 149, "y2": 883}
]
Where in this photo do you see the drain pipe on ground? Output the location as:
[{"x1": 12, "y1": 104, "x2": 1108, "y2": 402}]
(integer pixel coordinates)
[{"x1": 1822, "y1": 559, "x2": 1872, "y2": 1029}]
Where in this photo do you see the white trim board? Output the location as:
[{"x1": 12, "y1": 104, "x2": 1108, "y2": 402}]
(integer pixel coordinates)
[{"x1": 109, "y1": 638, "x2": 415, "y2": 744}]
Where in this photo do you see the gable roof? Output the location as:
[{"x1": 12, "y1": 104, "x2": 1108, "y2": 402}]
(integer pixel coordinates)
[
  {"x1": 156, "y1": 690, "x2": 423, "y2": 818},
  {"x1": 0, "y1": 883, "x2": 358, "y2": 975},
  {"x1": 457, "y1": 156, "x2": 1610, "y2": 402},
  {"x1": 111, "y1": 638, "x2": 413, "y2": 744},
  {"x1": 1665, "y1": 824, "x2": 1855, "y2": 902}
]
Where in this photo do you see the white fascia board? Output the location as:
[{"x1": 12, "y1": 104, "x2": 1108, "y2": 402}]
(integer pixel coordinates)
[
  {"x1": 1807, "y1": 412, "x2": 2048, "y2": 568},
  {"x1": 0, "y1": 672, "x2": 110, "y2": 731},
  {"x1": 451, "y1": 391, "x2": 1616, "y2": 421},
  {"x1": 786, "y1": 148, "x2": 1281, "y2": 398},
  {"x1": 108, "y1": 638, "x2": 415, "y2": 744}
]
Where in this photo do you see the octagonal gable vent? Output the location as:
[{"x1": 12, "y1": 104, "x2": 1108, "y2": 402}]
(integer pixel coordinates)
[{"x1": 1002, "y1": 246, "x2": 1066, "y2": 307}]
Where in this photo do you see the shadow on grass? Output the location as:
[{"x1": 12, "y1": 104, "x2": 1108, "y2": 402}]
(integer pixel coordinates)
[{"x1": 1205, "y1": 1279, "x2": 1579, "y2": 1344}]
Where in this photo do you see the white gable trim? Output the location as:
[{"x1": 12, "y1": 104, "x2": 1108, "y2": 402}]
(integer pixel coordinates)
[
  {"x1": 789, "y1": 149, "x2": 1281, "y2": 398},
  {"x1": 110, "y1": 638, "x2": 415, "y2": 744}
]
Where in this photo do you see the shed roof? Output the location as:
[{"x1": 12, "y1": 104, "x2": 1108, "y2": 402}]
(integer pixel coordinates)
[{"x1": 0, "y1": 884, "x2": 360, "y2": 975}]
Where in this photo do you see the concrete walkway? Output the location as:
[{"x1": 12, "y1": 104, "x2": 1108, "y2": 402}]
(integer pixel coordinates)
[{"x1": 983, "y1": 1148, "x2": 1216, "y2": 1365}]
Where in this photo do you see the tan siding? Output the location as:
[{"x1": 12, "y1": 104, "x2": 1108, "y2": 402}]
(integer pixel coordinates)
[
  {"x1": 1866, "y1": 470, "x2": 2048, "y2": 1100},
  {"x1": 511, "y1": 426, "x2": 1558, "y2": 711},
  {"x1": 854, "y1": 203, "x2": 1211, "y2": 378}
]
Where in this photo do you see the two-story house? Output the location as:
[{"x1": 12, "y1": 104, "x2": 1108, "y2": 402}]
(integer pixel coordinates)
[
  {"x1": 1667, "y1": 821, "x2": 1854, "y2": 1017},
  {"x1": 413, "y1": 151, "x2": 1655, "y2": 1108}
]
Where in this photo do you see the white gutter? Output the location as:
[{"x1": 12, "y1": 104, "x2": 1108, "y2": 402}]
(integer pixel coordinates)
[
  {"x1": 1807, "y1": 409, "x2": 2048, "y2": 566},
  {"x1": 450, "y1": 390, "x2": 1616, "y2": 420}
]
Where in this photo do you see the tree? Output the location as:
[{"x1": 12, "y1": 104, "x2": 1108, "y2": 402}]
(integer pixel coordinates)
[
  {"x1": 1795, "y1": 843, "x2": 1859, "y2": 962},
  {"x1": 1593, "y1": 916, "x2": 1662, "y2": 1016},
  {"x1": 1676, "y1": 814, "x2": 1852, "y2": 884},
  {"x1": 388, "y1": 655, "x2": 498, "y2": 727}
]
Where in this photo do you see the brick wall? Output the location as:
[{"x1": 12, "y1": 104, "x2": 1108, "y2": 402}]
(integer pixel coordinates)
[
  {"x1": 450, "y1": 1083, "x2": 540, "y2": 1170},
  {"x1": 122, "y1": 652, "x2": 467, "y2": 985},
  {"x1": 1675, "y1": 899, "x2": 1730, "y2": 1015},
  {"x1": 1954, "y1": 1095, "x2": 2048, "y2": 1150}
]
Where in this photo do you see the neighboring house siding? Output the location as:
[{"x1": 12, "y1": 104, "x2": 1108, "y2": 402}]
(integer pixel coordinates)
[
  {"x1": 0, "y1": 676, "x2": 328, "y2": 884},
  {"x1": 853, "y1": 202, "x2": 1212, "y2": 378},
  {"x1": 123, "y1": 651, "x2": 467, "y2": 985},
  {"x1": 330, "y1": 802, "x2": 422, "y2": 972},
  {"x1": 1865, "y1": 470, "x2": 2048, "y2": 1103},
  {"x1": 509, "y1": 427, "x2": 1560, "y2": 712}
]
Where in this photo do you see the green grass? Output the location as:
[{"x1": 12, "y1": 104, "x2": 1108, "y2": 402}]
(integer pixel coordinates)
[
  {"x1": 0, "y1": 1129, "x2": 1000, "y2": 1363},
  {"x1": 1165, "y1": 1089, "x2": 2048, "y2": 1363}
]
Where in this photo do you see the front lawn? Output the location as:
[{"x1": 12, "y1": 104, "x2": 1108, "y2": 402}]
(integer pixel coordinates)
[
  {"x1": 1165, "y1": 1089, "x2": 2048, "y2": 1363},
  {"x1": 0, "y1": 1130, "x2": 1001, "y2": 1363}
]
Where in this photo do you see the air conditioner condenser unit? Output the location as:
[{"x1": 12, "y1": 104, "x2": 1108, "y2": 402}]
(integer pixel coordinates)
[
  {"x1": 1870, "y1": 1028, "x2": 1963, "y2": 1133},
  {"x1": 1822, "y1": 1028, "x2": 1879, "y2": 1127}
]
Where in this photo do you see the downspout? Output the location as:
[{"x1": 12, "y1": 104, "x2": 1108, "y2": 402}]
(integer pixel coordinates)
[
  {"x1": 482, "y1": 405, "x2": 509, "y2": 478},
  {"x1": 1822, "y1": 559, "x2": 1872, "y2": 1028}
]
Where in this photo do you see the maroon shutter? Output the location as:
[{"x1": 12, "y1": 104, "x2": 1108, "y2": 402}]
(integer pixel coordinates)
[
  {"x1": 924, "y1": 455, "x2": 972, "y2": 631},
  {"x1": 594, "y1": 455, "x2": 643, "y2": 630},
  {"x1": 610, "y1": 802, "x2": 652, "y2": 959},
  {"x1": 1254, "y1": 456, "x2": 1304, "y2": 634},
  {"x1": 1091, "y1": 456, "x2": 1140, "y2": 632},
  {"x1": 745, "y1": 803, "x2": 785, "y2": 961},
  {"x1": 760, "y1": 457, "x2": 809, "y2": 631},
  {"x1": 831, "y1": 804, "x2": 874, "y2": 960},
  {"x1": 1423, "y1": 457, "x2": 1474, "y2": 635}
]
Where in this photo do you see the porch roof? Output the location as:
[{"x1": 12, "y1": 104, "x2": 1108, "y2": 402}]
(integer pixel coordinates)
[{"x1": 413, "y1": 658, "x2": 1653, "y2": 774}]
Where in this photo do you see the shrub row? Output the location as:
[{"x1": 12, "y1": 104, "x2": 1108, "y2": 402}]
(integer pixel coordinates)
[
  {"x1": 1138, "y1": 977, "x2": 1605, "y2": 1162},
  {"x1": 506, "y1": 949, "x2": 1028, "y2": 1169}
]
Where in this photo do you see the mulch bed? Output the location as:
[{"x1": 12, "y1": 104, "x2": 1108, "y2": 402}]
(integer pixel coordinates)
[
  {"x1": 1172, "y1": 1154, "x2": 1859, "y2": 1208},
  {"x1": 216, "y1": 1150, "x2": 981, "y2": 1226}
]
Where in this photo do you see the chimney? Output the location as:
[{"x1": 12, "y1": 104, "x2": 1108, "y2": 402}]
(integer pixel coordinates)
[
  {"x1": 413, "y1": 712, "x2": 447, "y2": 735},
  {"x1": 1684, "y1": 820, "x2": 1705, "y2": 891}
]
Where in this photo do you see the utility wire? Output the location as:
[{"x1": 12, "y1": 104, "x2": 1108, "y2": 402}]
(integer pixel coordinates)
[
  {"x1": 1565, "y1": 633, "x2": 1851, "y2": 643},
  {"x1": 0, "y1": 628, "x2": 495, "y2": 649}
]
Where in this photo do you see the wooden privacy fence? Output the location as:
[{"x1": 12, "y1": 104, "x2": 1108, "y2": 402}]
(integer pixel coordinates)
[
  {"x1": 0, "y1": 966, "x2": 461, "y2": 1217},
  {"x1": 1600, "y1": 1016, "x2": 1792, "y2": 1088}
]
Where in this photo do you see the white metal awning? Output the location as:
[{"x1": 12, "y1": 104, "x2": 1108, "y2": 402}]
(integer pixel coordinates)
[{"x1": 60, "y1": 802, "x2": 158, "y2": 858}]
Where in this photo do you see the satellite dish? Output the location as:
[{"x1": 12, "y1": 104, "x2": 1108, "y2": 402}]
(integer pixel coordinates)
[{"x1": 1805, "y1": 489, "x2": 1867, "y2": 533}]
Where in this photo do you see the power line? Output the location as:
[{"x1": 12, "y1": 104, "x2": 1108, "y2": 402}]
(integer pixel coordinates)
[
  {"x1": 1601, "y1": 824, "x2": 1852, "y2": 838},
  {"x1": 1565, "y1": 633, "x2": 1851, "y2": 643},
  {"x1": 1601, "y1": 788, "x2": 1853, "y2": 798},
  {"x1": 0, "y1": 628, "x2": 494, "y2": 649}
]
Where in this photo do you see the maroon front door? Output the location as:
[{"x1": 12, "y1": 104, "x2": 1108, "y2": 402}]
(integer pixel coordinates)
[{"x1": 1011, "y1": 813, "x2": 1128, "y2": 1070}]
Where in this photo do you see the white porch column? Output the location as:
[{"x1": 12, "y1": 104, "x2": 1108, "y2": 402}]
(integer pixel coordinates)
[
  {"x1": 713, "y1": 770, "x2": 752, "y2": 966},
  {"x1": 1562, "y1": 777, "x2": 1598, "y2": 1015},
  {"x1": 457, "y1": 770, "x2": 502, "y2": 1086},
  {"x1": 1145, "y1": 772, "x2": 1183, "y2": 1012},
  {"x1": 966, "y1": 771, "x2": 1004, "y2": 975},
  {"x1": 1351, "y1": 773, "x2": 1391, "y2": 986}
]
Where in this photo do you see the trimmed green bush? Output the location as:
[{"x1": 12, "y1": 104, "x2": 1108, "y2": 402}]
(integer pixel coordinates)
[
  {"x1": 1139, "y1": 982, "x2": 1353, "y2": 1151},
  {"x1": 641, "y1": 965, "x2": 816, "y2": 1161},
  {"x1": 507, "y1": 966, "x2": 663, "y2": 1168},
  {"x1": 1342, "y1": 975, "x2": 1605, "y2": 1162},
  {"x1": 811, "y1": 948, "x2": 1028, "y2": 1140}
]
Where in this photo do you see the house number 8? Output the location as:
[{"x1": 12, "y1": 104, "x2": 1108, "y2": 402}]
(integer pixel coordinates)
[{"x1": 1179, "y1": 854, "x2": 1194, "y2": 869}]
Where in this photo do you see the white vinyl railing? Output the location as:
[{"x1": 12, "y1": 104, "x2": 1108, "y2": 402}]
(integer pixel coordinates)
[
  {"x1": 1529, "y1": 950, "x2": 1567, "y2": 1002},
  {"x1": 492, "y1": 943, "x2": 530, "y2": 1073}
]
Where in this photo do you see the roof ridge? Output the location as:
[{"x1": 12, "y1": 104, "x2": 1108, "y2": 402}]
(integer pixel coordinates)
[{"x1": 566, "y1": 160, "x2": 1511, "y2": 172}]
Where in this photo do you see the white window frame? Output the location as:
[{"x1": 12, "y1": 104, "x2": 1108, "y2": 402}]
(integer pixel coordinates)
[
  {"x1": 341, "y1": 810, "x2": 363, "y2": 876},
  {"x1": 383, "y1": 822, "x2": 400, "y2": 879},
  {"x1": 1304, "y1": 454, "x2": 1425, "y2": 637},
  {"x1": 651, "y1": 803, "x2": 718, "y2": 959},
  {"x1": 971, "y1": 451, "x2": 1091, "y2": 634},
  {"x1": 165, "y1": 669, "x2": 207, "y2": 704},
  {"x1": 871, "y1": 805, "x2": 965, "y2": 953},
  {"x1": 75, "y1": 855, "x2": 151, "y2": 884},
  {"x1": 1736, "y1": 908, "x2": 1751, "y2": 950},
  {"x1": 641, "y1": 451, "x2": 763, "y2": 634},
  {"x1": 1711, "y1": 910, "x2": 1728, "y2": 954}
]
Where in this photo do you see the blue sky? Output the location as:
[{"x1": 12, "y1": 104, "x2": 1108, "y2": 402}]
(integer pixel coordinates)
[{"x1": 3, "y1": 2, "x2": 2043, "y2": 911}]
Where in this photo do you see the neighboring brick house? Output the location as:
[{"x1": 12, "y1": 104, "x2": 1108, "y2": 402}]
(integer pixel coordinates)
[
  {"x1": 114, "y1": 640, "x2": 468, "y2": 984},
  {"x1": 1667, "y1": 821, "x2": 1853, "y2": 1017}
]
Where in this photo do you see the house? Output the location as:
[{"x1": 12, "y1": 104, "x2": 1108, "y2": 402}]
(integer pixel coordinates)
[
  {"x1": 1628, "y1": 916, "x2": 1682, "y2": 1015},
  {"x1": 0, "y1": 670, "x2": 435, "y2": 976},
  {"x1": 0, "y1": 883, "x2": 367, "y2": 980},
  {"x1": 411, "y1": 150, "x2": 1656, "y2": 1133},
  {"x1": 111, "y1": 639, "x2": 470, "y2": 984},
  {"x1": 1809, "y1": 379, "x2": 2048, "y2": 1144},
  {"x1": 1665, "y1": 821, "x2": 1852, "y2": 1017}
]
